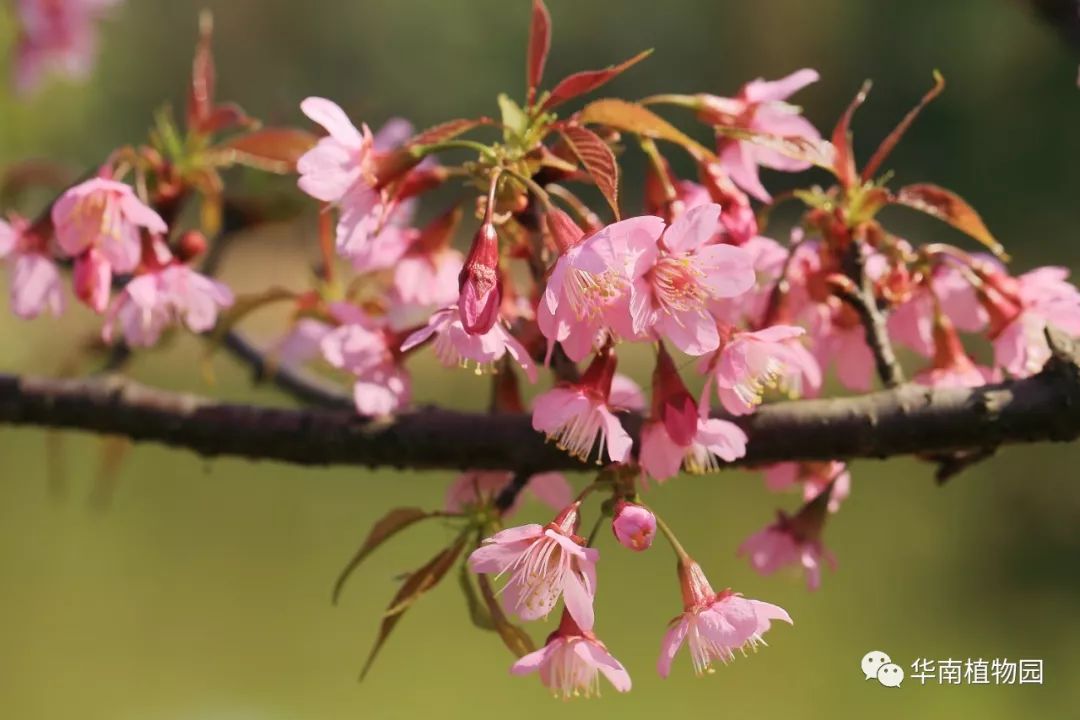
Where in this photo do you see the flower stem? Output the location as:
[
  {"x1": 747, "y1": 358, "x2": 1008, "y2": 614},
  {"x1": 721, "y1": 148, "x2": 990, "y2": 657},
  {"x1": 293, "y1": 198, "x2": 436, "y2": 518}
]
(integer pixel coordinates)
[{"x1": 653, "y1": 511, "x2": 691, "y2": 563}]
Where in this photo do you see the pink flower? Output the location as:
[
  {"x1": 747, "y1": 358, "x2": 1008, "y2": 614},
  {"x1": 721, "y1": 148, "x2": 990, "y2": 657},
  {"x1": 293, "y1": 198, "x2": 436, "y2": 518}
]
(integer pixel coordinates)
[
  {"x1": 764, "y1": 461, "x2": 850, "y2": 513},
  {"x1": 400, "y1": 305, "x2": 537, "y2": 381},
  {"x1": 468, "y1": 502, "x2": 598, "y2": 628},
  {"x1": 611, "y1": 500, "x2": 656, "y2": 551},
  {"x1": 511, "y1": 610, "x2": 631, "y2": 699},
  {"x1": 608, "y1": 373, "x2": 645, "y2": 412},
  {"x1": 52, "y1": 178, "x2": 166, "y2": 275},
  {"x1": 72, "y1": 246, "x2": 111, "y2": 313},
  {"x1": 538, "y1": 216, "x2": 664, "y2": 362},
  {"x1": 533, "y1": 348, "x2": 633, "y2": 464},
  {"x1": 808, "y1": 303, "x2": 876, "y2": 392},
  {"x1": 0, "y1": 215, "x2": 64, "y2": 319},
  {"x1": 700, "y1": 69, "x2": 821, "y2": 202},
  {"x1": 699, "y1": 160, "x2": 758, "y2": 246},
  {"x1": 709, "y1": 235, "x2": 790, "y2": 327},
  {"x1": 319, "y1": 304, "x2": 411, "y2": 415},
  {"x1": 979, "y1": 266, "x2": 1080, "y2": 377},
  {"x1": 102, "y1": 261, "x2": 233, "y2": 347},
  {"x1": 626, "y1": 204, "x2": 755, "y2": 355},
  {"x1": 270, "y1": 318, "x2": 333, "y2": 367},
  {"x1": 738, "y1": 489, "x2": 837, "y2": 591},
  {"x1": 657, "y1": 559, "x2": 791, "y2": 677},
  {"x1": 457, "y1": 222, "x2": 503, "y2": 335},
  {"x1": 388, "y1": 211, "x2": 464, "y2": 327},
  {"x1": 888, "y1": 263, "x2": 986, "y2": 357},
  {"x1": 708, "y1": 325, "x2": 821, "y2": 415},
  {"x1": 639, "y1": 344, "x2": 747, "y2": 482},
  {"x1": 296, "y1": 98, "x2": 415, "y2": 272},
  {"x1": 914, "y1": 315, "x2": 994, "y2": 389},
  {"x1": 13, "y1": 0, "x2": 119, "y2": 95},
  {"x1": 445, "y1": 471, "x2": 572, "y2": 517}
]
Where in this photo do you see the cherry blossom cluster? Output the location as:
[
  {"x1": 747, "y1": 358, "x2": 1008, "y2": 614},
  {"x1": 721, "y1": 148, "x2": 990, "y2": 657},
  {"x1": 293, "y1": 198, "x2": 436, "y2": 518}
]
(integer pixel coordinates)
[{"x1": 5, "y1": 0, "x2": 1080, "y2": 699}]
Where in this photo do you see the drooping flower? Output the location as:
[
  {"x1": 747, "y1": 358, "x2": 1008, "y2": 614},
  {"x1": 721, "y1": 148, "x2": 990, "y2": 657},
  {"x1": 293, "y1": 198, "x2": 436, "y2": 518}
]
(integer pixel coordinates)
[
  {"x1": 538, "y1": 216, "x2": 664, "y2": 362},
  {"x1": 707, "y1": 325, "x2": 821, "y2": 415},
  {"x1": 12, "y1": 0, "x2": 121, "y2": 95},
  {"x1": 511, "y1": 609, "x2": 631, "y2": 699},
  {"x1": 445, "y1": 470, "x2": 572, "y2": 517},
  {"x1": 807, "y1": 301, "x2": 876, "y2": 392},
  {"x1": 52, "y1": 177, "x2": 167, "y2": 277},
  {"x1": 699, "y1": 69, "x2": 821, "y2": 202},
  {"x1": 738, "y1": 487, "x2": 837, "y2": 591},
  {"x1": 611, "y1": 500, "x2": 656, "y2": 551},
  {"x1": 468, "y1": 502, "x2": 598, "y2": 629},
  {"x1": 318, "y1": 303, "x2": 411, "y2": 415},
  {"x1": 388, "y1": 207, "x2": 464, "y2": 328},
  {"x1": 102, "y1": 250, "x2": 234, "y2": 347},
  {"x1": 399, "y1": 304, "x2": 537, "y2": 381},
  {"x1": 913, "y1": 313, "x2": 994, "y2": 388},
  {"x1": 639, "y1": 343, "x2": 748, "y2": 482},
  {"x1": 532, "y1": 346, "x2": 633, "y2": 464},
  {"x1": 763, "y1": 461, "x2": 850, "y2": 513},
  {"x1": 0, "y1": 214, "x2": 65, "y2": 319},
  {"x1": 657, "y1": 559, "x2": 792, "y2": 677},
  {"x1": 458, "y1": 222, "x2": 503, "y2": 335},
  {"x1": 888, "y1": 263, "x2": 986, "y2": 357},
  {"x1": 72, "y1": 246, "x2": 111, "y2": 313},
  {"x1": 622, "y1": 204, "x2": 755, "y2": 355}
]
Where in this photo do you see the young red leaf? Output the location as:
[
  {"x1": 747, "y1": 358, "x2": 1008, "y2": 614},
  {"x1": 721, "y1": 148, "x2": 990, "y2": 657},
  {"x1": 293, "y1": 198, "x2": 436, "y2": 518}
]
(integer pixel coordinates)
[
  {"x1": 408, "y1": 117, "x2": 490, "y2": 148},
  {"x1": 831, "y1": 80, "x2": 872, "y2": 189},
  {"x1": 861, "y1": 71, "x2": 946, "y2": 182},
  {"x1": 579, "y1": 98, "x2": 713, "y2": 160},
  {"x1": 187, "y1": 11, "x2": 216, "y2": 131},
  {"x1": 527, "y1": 0, "x2": 552, "y2": 106},
  {"x1": 360, "y1": 535, "x2": 467, "y2": 680},
  {"x1": 333, "y1": 507, "x2": 437, "y2": 605},
  {"x1": 892, "y1": 183, "x2": 1009, "y2": 260},
  {"x1": 198, "y1": 102, "x2": 257, "y2": 135},
  {"x1": 560, "y1": 125, "x2": 620, "y2": 219},
  {"x1": 212, "y1": 128, "x2": 319, "y2": 173},
  {"x1": 541, "y1": 49, "x2": 653, "y2": 111}
]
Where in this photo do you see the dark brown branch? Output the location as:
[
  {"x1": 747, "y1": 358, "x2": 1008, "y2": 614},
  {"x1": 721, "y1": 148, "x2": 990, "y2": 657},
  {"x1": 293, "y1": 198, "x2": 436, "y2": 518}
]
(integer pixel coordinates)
[
  {"x1": 3, "y1": 330, "x2": 1080, "y2": 473},
  {"x1": 838, "y1": 240, "x2": 905, "y2": 388}
]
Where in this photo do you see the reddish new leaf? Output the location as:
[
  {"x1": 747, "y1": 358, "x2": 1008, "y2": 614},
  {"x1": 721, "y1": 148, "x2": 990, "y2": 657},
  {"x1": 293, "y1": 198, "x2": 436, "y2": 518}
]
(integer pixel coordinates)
[
  {"x1": 560, "y1": 125, "x2": 620, "y2": 219},
  {"x1": 527, "y1": 0, "x2": 552, "y2": 106},
  {"x1": 893, "y1": 183, "x2": 1008, "y2": 260},
  {"x1": 333, "y1": 507, "x2": 436, "y2": 605},
  {"x1": 579, "y1": 98, "x2": 713, "y2": 160},
  {"x1": 861, "y1": 71, "x2": 946, "y2": 182},
  {"x1": 541, "y1": 49, "x2": 653, "y2": 111},
  {"x1": 187, "y1": 11, "x2": 216, "y2": 131},
  {"x1": 831, "y1": 80, "x2": 872, "y2": 188},
  {"x1": 213, "y1": 128, "x2": 318, "y2": 173},
  {"x1": 199, "y1": 103, "x2": 257, "y2": 135},
  {"x1": 360, "y1": 535, "x2": 467, "y2": 680},
  {"x1": 408, "y1": 118, "x2": 490, "y2": 148}
]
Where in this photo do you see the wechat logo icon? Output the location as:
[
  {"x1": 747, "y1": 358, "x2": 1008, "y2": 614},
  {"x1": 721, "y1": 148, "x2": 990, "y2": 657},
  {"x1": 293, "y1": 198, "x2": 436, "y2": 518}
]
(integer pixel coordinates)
[{"x1": 862, "y1": 650, "x2": 904, "y2": 687}]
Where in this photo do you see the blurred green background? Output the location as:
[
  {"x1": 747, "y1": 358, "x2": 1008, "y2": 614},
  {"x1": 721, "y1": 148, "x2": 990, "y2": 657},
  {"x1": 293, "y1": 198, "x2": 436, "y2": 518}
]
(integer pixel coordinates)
[{"x1": 2, "y1": 1, "x2": 1080, "y2": 718}]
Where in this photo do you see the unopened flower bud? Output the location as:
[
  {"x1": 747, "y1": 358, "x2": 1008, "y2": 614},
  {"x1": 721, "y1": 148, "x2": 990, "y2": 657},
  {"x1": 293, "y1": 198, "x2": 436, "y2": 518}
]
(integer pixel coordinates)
[{"x1": 611, "y1": 500, "x2": 656, "y2": 551}]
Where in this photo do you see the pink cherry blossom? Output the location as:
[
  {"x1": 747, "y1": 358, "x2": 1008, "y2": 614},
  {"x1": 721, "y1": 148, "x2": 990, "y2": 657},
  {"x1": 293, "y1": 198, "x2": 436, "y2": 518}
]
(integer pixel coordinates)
[
  {"x1": 270, "y1": 318, "x2": 333, "y2": 368},
  {"x1": 708, "y1": 325, "x2": 821, "y2": 415},
  {"x1": 319, "y1": 304, "x2": 411, "y2": 415},
  {"x1": 388, "y1": 225, "x2": 463, "y2": 328},
  {"x1": 511, "y1": 610, "x2": 631, "y2": 699},
  {"x1": 657, "y1": 559, "x2": 791, "y2": 677},
  {"x1": 13, "y1": 0, "x2": 120, "y2": 95},
  {"x1": 538, "y1": 216, "x2": 664, "y2": 362},
  {"x1": 626, "y1": 204, "x2": 755, "y2": 355},
  {"x1": 738, "y1": 516, "x2": 836, "y2": 591},
  {"x1": 611, "y1": 500, "x2": 656, "y2": 551},
  {"x1": 913, "y1": 315, "x2": 994, "y2": 389},
  {"x1": 764, "y1": 461, "x2": 850, "y2": 513},
  {"x1": 445, "y1": 470, "x2": 572, "y2": 517},
  {"x1": 701, "y1": 69, "x2": 821, "y2": 202},
  {"x1": 532, "y1": 348, "x2": 633, "y2": 464},
  {"x1": 0, "y1": 215, "x2": 65, "y2": 319},
  {"x1": 709, "y1": 235, "x2": 789, "y2": 327},
  {"x1": 72, "y1": 246, "x2": 110, "y2": 313},
  {"x1": 400, "y1": 305, "x2": 537, "y2": 381},
  {"x1": 888, "y1": 263, "x2": 986, "y2": 357},
  {"x1": 807, "y1": 303, "x2": 876, "y2": 392},
  {"x1": 102, "y1": 261, "x2": 233, "y2": 347},
  {"x1": 468, "y1": 502, "x2": 598, "y2": 629},
  {"x1": 457, "y1": 222, "x2": 503, "y2": 335},
  {"x1": 608, "y1": 373, "x2": 645, "y2": 412}
]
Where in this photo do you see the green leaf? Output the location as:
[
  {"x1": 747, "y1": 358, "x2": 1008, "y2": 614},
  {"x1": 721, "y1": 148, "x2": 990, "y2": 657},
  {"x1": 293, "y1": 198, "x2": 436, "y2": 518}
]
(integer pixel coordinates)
[
  {"x1": 891, "y1": 183, "x2": 1008, "y2": 261},
  {"x1": 498, "y1": 94, "x2": 530, "y2": 144},
  {"x1": 476, "y1": 573, "x2": 535, "y2": 658},
  {"x1": 332, "y1": 507, "x2": 436, "y2": 604},
  {"x1": 579, "y1": 98, "x2": 713, "y2": 160},
  {"x1": 458, "y1": 561, "x2": 495, "y2": 631},
  {"x1": 560, "y1": 125, "x2": 620, "y2": 219},
  {"x1": 359, "y1": 534, "x2": 467, "y2": 681}
]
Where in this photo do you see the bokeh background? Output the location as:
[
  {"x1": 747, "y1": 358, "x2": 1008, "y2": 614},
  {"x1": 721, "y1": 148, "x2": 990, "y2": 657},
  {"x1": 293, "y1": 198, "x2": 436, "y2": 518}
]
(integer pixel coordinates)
[{"x1": 2, "y1": 1, "x2": 1080, "y2": 718}]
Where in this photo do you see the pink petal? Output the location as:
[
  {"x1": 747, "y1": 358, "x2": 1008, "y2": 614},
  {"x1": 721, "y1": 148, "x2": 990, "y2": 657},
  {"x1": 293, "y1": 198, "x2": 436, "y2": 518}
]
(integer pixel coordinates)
[
  {"x1": 300, "y1": 97, "x2": 363, "y2": 148},
  {"x1": 657, "y1": 618, "x2": 689, "y2": 678}
]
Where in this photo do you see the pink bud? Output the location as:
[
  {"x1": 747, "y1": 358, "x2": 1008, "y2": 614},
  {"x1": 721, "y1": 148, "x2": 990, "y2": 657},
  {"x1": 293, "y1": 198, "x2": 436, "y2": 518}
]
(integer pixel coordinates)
[
  {"x1": 73, "y1": 248, "x2": 112, "y2": 314},
  {"x1": 457, "y1": 222, "x2": 502, "y2": 335},
  {"x1": 611, "y1": 500, "x2": 656, "y2": 552}
]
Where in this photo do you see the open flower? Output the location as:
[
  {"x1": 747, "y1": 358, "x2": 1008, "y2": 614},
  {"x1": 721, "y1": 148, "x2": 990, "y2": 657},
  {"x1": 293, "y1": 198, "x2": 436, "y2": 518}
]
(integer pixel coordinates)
[
  {"x1": 700, "y1": 69, "x2": 821, "y2": 202},
  {"x1": 445, "y1": 471, "x2": 572, "y2": 517},
  {"x1": 532, "y1": 346, "x2": 633, "y2": 464},
  {"x1": 13, "y1": 0, "x2": 120, "y2": 95},
  {"x1": 626, "y1": 204, "x2": 755, "y2": 355},
  {"x1": 708, "y1": 325, "x2": 821, "y2": 415},
  {"x1": 401, "y1": 305, "x2": 537, "y2": 381},
  {"x1": 511, "y1": 610, "x2": 631, "y2": 699},
  {"x1": 0, "y1": 215, "x2": 64, "y2": 319},
  {"x1": 319, "y1": 303, "x2": 411, "y2": 415},
  {"x1": 538, "y1": 216, "x2": 664, "y2": 362},
  {"x1": 468, "y1": 502, "x2": 598, "y2": 629},
  {"x1": 914, "y1": 314, "x2": 994, "y2": 388},
  {"x1": 658, "y1": 559, "x2": 791, "y2": 677},
  {"x1": 738, "y1": 487, "x2": 837, "y2": 591}
]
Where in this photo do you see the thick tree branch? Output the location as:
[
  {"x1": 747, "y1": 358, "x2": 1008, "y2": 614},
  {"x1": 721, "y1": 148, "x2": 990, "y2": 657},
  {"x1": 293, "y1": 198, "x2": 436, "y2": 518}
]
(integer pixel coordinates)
[{"x1": 3, "y1": 330, "x2": 1080, "y2": 473}]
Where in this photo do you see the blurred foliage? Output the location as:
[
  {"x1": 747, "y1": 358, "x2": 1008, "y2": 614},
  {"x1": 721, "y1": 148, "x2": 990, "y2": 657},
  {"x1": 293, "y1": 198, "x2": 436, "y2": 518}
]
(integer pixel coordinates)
[{"x1": 1, "y1": 1, "x2": 1079, "y2": 718}]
